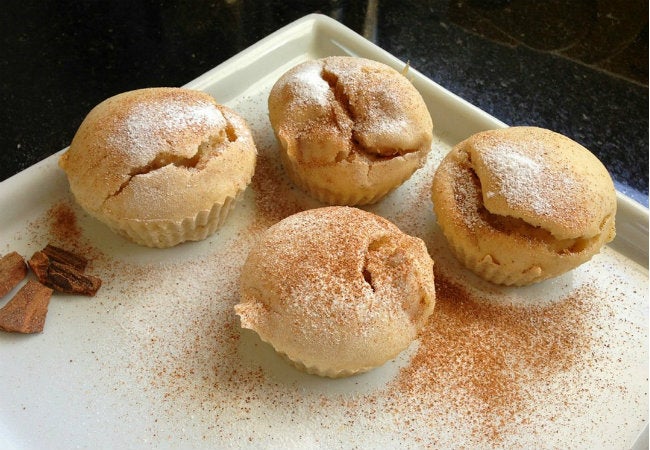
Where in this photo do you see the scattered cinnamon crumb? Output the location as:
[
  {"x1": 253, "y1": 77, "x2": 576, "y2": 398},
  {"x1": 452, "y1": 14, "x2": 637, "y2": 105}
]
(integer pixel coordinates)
[
  {"x1": 250, "y1": 152, "x2": 305, "y2": 228},
  {"x1": 48, "y1": 201, "x2": 82, "y2": 244},
  {"x1": 386, "y1": 267, "x2": 594, "y2": 444}
]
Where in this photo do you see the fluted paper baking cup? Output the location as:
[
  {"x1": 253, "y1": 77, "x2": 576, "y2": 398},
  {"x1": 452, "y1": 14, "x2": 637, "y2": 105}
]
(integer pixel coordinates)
[
  {"x1": 97, "y1": 189, "x2": 245, "y2": 248},
  {"x1": 279, "y1": 151, "x2": 402, "y2": 206}
]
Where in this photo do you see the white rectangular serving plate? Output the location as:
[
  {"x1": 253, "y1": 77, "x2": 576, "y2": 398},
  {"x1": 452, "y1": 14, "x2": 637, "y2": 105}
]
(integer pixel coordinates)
[{"x1": 0, "y1": 14, "x2": 647, "y2": 450}]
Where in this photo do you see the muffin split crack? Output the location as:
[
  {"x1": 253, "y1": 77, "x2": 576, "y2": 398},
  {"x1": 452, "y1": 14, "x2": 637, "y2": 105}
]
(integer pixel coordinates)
[
  {"x1": 235, "y1": 207, "x2": 436, "y2": 378},
  {"x1": 59, "y1": 87, "x2": 257, "y2": 248},
  {"x1": 108, "y1": 121, "x2": 237, "y2": 200},
  {"x1": 269, "y1": 56, "x2": 433, "y2": 205},
  {"x1": 432, "y1": 126, "x2": 616, "y2": 286}
]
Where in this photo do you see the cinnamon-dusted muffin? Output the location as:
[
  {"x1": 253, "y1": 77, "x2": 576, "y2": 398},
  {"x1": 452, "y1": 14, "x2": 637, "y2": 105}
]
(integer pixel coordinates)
[
  {"x1": 59, "y1": 87, "x2": 257, "y2": 248},
  {"x1": 431, "y1": 126, "x2": 617, "y2": 286},
  {"x1": 268, "y1": 56, "x2": 433, "y2": 205},
  {"x1": 235, "y1": 206, "x2": 436, "y2": 378}
]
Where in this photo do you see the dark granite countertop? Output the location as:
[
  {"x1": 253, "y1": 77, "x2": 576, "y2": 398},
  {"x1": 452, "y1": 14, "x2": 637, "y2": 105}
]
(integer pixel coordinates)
[{"x1": 1, "y1": 0, "x2": 647, "y2": 205}]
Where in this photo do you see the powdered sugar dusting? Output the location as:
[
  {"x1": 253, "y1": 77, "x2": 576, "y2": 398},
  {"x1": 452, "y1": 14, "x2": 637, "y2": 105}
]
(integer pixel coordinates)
[
  {"x1": 243, "y1": 208, "x2": 409, "y2": 323},
  {"x1": 478, "y1": 141, "x2": 579, "y2": 219},
  {"x1": 111, "y1": 95, "x2": 226, "y2": 159},
  {"x1": 361, "y1": 114, "x2": 410, "y2": 140},
  {"x1": 236, "y1": 206, "x2": 434, "y2": 376},
  {"x1": 271, "y1": 56, "x2": 432, "y2": 159},
  {"x1": 289, "y1": 62, "x2": 331, "y2": 106},
  {"x1": 483, "y1": 144, "x2": 545, "y2": 210}
]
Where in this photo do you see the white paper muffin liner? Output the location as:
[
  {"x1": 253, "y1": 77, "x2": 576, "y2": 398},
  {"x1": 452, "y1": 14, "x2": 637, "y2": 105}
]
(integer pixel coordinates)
[
  {"x1": 279, "y1": 351, "x2": 374, "y2": 379},
  {"x1": 438, "y1": 215, "x2": 614, "y2": 287},
  {"x1": 279, "y1": 151, "x2": 405, "y2": 206},
  {"x1": 98, "y1": 188, "x2": 245, "y2": 248},
  {"x1": 446, "y1": 237, "x2": 545, "y2": 286},
  {"x1": 246, "y1": 329, "x2": 381, "y2": 378}
]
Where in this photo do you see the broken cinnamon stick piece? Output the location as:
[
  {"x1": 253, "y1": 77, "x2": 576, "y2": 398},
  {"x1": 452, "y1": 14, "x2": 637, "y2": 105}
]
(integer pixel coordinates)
[
  {"x1": 28, "y1": 250, "x2": 102, "y2": 296},
  {"x1": 47, "y1": 260, "x2": 102, "y2": 296},
  {"x1": 0, "y1": 280, "x2": 52, "y2": 333},
  {"x1": 28, "y1": 251, "x2": 49, "y2": 283},
  {"x1": 42, "y1": 244, "x2": 87, "y2": 271},
  {"x1": 0, "y1": 252, "x2": 28, "y2": 298}
]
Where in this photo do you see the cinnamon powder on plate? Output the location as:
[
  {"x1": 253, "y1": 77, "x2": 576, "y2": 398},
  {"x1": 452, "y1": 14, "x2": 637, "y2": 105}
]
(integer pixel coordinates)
[
  {"x1": 250, "y1": 151, "x2": 306, "y2": 228},
  {"x1": 47, "y1": 200, "x2": 82, "y2": 244},
  {"x1": 387, "y1": 267, "x2": 594, "y2": 444}
]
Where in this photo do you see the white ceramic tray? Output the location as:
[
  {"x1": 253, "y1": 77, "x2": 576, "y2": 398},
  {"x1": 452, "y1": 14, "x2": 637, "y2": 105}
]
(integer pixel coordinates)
[{"x1": 0, "y1": 14, "x2": 647, "y2": 450}]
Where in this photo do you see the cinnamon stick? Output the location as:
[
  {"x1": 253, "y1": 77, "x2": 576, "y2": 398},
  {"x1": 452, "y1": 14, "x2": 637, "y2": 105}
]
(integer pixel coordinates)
[
  {"x1": 42, "y1": 244, "x2": 87, "y2": 271},
  {"x1": 28, "y1": 250, "x2": 101, "y2": 296},
  {"x1": 0, "y1": 280, "x2": 52, "y2": 333},
  {"x1": 46, "y1": 259, "x2": 102, "y2": 296},
  {"x1": 0, "y1": 252, "x2": 27, "y2": 298}
]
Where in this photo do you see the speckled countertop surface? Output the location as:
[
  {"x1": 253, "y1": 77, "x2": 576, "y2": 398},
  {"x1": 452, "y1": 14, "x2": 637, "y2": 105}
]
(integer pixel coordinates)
[{"x1": 1, "y1": 0, "x2": 647, "y2": 205}]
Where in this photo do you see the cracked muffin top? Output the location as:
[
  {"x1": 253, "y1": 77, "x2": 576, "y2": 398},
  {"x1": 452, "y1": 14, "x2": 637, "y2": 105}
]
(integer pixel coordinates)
[
  {"x1": 59, "y1": 87, "x2": 256, "y2": 247},
  {"x1": 431, "y1": 126, "x2": 616, "y2": 286},
  {"x1": 268, "y1": 56, "x2": 433, "y2": 205},
  {"x1": 235, "y1": 206, "x2": 436, "y2": 378},
  {"x1": 60, "y1": 88, "x2": 256, "y2": 222}
]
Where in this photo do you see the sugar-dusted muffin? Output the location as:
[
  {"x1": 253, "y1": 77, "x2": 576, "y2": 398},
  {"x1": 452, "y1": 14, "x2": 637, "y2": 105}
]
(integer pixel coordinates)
[
  {"x1": 268, "y1": 56, "x2": 433, "y2": 205},
  {"x1": 431, "y1": 126, "x2": 617, "y2": 286},
  {"x1": 235, "y1": 206, "x2": 436, "y2": 378},
  {"x1": 59, "y1": 87, "x2": 257, "y2": 248}
]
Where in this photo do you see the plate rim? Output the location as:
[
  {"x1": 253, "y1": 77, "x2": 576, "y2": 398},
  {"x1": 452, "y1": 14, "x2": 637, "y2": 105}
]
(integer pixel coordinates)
[{"x1": 0, "y1": 12, "x2": 647, "y2": 449}]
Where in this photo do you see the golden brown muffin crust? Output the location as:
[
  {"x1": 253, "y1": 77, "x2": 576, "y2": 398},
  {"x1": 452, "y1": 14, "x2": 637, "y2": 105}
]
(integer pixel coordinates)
[
  {"x1": 236, "y1": 206, "x2": 436, "y2": 377},
  {"x1": 60, "y1": 88, "x2": 256, "y2": 222},
  {"x1": 431, "y1": 126, "x2": 616, "y2": 285},
  {"x1": 268, "y1": 57, "x2": 433, "y2": 205}
]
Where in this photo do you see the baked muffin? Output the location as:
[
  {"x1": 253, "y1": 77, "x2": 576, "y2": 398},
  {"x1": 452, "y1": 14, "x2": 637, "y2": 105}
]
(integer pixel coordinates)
[
  {"x1": 59, "y1": 87, "x2": 257, "y2": 248},
  {"x1": 268, "y1": 56, "x2": 433, "y2": 205},
  {"x1": 431, "y1": 126, "x2": 616, "y2": 286},
  {"x1": 235, "y1": 206, "x2": 436, "y2": 378}
]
